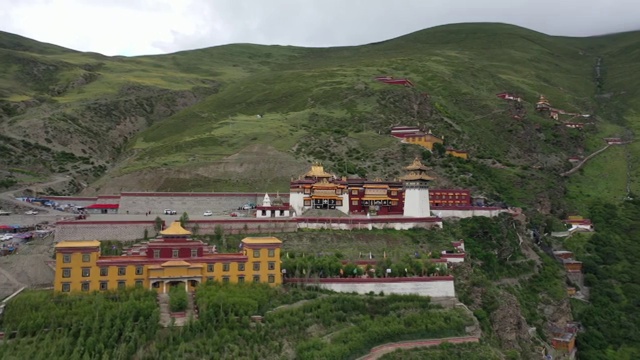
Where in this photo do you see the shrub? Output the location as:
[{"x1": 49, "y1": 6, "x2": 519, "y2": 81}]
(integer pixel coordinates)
[{"x1": 169, "y1": 286, "x2": 188, "y2": 312}]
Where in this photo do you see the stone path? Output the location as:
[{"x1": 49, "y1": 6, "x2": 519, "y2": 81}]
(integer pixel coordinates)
[
  {"x1": 158, "y1": 293, "x2": 172, "y2": 327},
  {"x1": 157, "y1": 292, "x2": 196, "y2": 327},
  {"x1": 356, "y1": 336, "x2": 480, "y2": 360}
]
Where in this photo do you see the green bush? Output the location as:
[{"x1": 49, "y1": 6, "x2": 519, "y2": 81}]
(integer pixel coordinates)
[{"x1": 168, "y1": 286, "x2": 188, "y2": 312}]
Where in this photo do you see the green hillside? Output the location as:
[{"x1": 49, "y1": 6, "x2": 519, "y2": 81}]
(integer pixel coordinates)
[{"x1": 1, "y1": 23, "x2": 639, "y2": 213}]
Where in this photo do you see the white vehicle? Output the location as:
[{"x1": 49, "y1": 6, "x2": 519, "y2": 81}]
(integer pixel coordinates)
[
  {"x1": 1, "y1": 234, "x2": 13, "y2": 241},
  {"x1": 0, "y1": 210, "x2": 10, "y2": 216},
  {"x1": 25, "y1": 210, "x2": 39, "y2": 215},
  {"x1": 163, "y1": 209, "x2": 177, "y2": 215},
  {"x1": 203, "y1": 210, "x2": 213, "y2": 216}
]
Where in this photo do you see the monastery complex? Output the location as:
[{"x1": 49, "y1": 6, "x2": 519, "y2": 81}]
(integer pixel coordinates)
[{"x1": 46, "y1": 158, "x2": 513, "y2": 241}]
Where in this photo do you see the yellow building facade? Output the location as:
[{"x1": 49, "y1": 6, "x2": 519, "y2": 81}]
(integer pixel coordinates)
[{"x1": 54, "y1": 222, "x2": 282, "y2": 293}]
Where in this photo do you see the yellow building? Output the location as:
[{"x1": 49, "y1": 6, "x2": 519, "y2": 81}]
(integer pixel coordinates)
[
  {"x1": 54, "y1": 222, "x2": 282, "y2": 293},
  {"x1": 403, "y1": 131, "x2": 444, "y2": 151},
  {"x1": 445, "y1": 148, "x2": 469, "y2": 160}
]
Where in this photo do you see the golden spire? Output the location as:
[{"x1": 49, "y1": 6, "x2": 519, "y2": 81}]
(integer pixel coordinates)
[
  {"x1": 304, "y1": 162, "x2": 333, "y2": 178},
  {"x1": 160, "y1": 221, "x2": 192, "y2": 236},
  {"x1": 400, "y1": 157, "x2": 434, "y2": 181}
]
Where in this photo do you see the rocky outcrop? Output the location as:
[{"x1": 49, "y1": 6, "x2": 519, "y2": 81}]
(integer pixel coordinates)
[{"x1": 490, "y1": 292, "x2": 532, "y2": 352}]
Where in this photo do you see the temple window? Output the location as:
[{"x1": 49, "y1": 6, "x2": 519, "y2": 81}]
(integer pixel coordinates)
[
  {"x1": 253, "y1": 250, "x2": 261, "y2": 258},
  {"x1": 207, "y1": 264, "x2": 214, "y2": 272},
  {"x1": 304, "y1": 188, "x2": 311, "y2": 194},
  {"x1": 222, "y1": 276, "x2": 230, "y2": 283},
  {"x1": 63, "y1": 254, "x2": 71, "y2": 263},
  {"x1": 100, "y1": 267, "x2": 108, "y2": 276},
  {"x1": 238, "y1": 263, "x2": 245, "y2": 271},
  {"x1": 82, "y1": 254, "x2": 91, "y2": 262},
  {"x1": 172, "y1": 249, "x2": 179, "y2": 258},
  {"x1": 82, "y1": 268, "x2": 90, "y2": 277},
  {"x1": 99, "y1": 281, "x2": 108, "y2": 291},
  {"x1": 81, "y1": 282, "x2": 90, "y2": 292},
  {"x1": 61, "y1": 283, "x2": 70, "y2": 292},
  {"x1": 118, "y1": 267, "x2": 126, "y2": 276},
  {"x1": 253, "y1": 262, "x2": 260, "y2": 271},
  {"x1": 223, "y1": 263, "x2": 230, "y2": 272},
  {"x1": 268, "y1": 262, "x2": 275, "y2": 270},
  {"x1": 117, "y1": 281, "x2": 125, "y2": 289},
  {"x1": 238, "y1": 276, "x2": 245, "y2": 283},
  {"x1": 191, "y1": 249, "x2": 198, "y2": 257},
  {"x1": 153, "y1": 250, "x2": 160, "y2": 258},
  {"x1": 268, "y1": 275, "x2": 275, "y2": 283},
  {"x1": 62, "y1": 268, "x2": 71, "y2": 278},
  {"x1": 135, "y1": 266, "x2": 143, "y2": 275},
  {"x1": 352, "y1": 190, "x2": 358, "y2": 195},
  {"x1": 253, "y1": 275, "x2": 260, "y2": 283},
  {"x1": 268, "y1": 249, "x2": 275, "y2": 257},
  {"x1": 352, "y1": 200, "x2": 358, "y2": 206}
]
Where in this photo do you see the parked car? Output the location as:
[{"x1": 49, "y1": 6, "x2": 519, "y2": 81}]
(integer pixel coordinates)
[
  {"x1": 25, "y1": 210, "x2": 38, "y2": 215},
  {"x1": 238, "y1": 203, "x2": 256, "y2": 210},
  {"x1": 203, "y1": 210, "x2": 213, "y2": 216},
  {"x1": 163, "y1": 209, "x2": 177, "y2": 215},
  {"x1": 0, "y1": 210, "x2": 10, "y2": 216},
  {"x1": 1, "y1": 234, "x2": 13, "y2": 241}
]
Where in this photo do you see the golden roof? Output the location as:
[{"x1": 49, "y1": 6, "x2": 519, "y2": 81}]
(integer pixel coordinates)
[
  {"x1": 160, "y1": 221, "x2": 192, "y2": 236},
  {"x1": 400, "y1": 157, "x2": 434, "y2": 181},
  {"x1": 160, "y1": 260, "x2": 191, "y2": 267},
  {"x1": 55, "y1": 240, "x2": 101, "y2": 248},
  {"x1": 399, "y1": 174, "x2": 435, "y2": 181},
  {"x1": 304, "y1": 163, "x2": 333, "y2": 178},
  {"x1": 404, "y1": 157, "x2": 430, "y2": 171},
  {"x1": 537, "y1": 95, "x2": 550, "y2": 104},
  {"x1": 241, "y1": 237, "x2": 283, "y2": 245}
]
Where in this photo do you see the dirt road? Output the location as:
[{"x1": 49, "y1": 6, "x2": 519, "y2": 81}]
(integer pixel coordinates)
[
  {"x1": 0, "y1": 234, "x2": 56, "y2": 300},
  {"x1": 0, "y1": 175, "x2": 71, "y2": 215}
]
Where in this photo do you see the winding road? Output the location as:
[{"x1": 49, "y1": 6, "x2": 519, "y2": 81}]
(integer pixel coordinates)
[{"x1": 0, "y1": 176, "x2": 71, "y2": 214}]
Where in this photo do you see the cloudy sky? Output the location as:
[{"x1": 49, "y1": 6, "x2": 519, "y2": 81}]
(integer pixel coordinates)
[{"x1": 0, "y1": 0, "x2": 637, "y2": 56}]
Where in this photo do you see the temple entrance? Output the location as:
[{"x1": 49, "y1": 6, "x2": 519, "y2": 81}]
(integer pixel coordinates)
[
  {"x1": 150, "y1": 278, "x2": 201, "y2": 293},
  {"x1": 167, "y1": 280, "x2": 185, "y2": 289}
]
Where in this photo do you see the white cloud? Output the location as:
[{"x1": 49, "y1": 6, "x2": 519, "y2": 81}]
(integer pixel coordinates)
[{"x1": 0, "y1": 0, "x2": 637, "y2": 56}]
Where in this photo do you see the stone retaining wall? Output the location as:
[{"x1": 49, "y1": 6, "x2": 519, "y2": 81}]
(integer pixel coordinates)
[
  {"x1": 55, "y1": 221, "x2": 158, "y2": 241},
  {"x1": 118, "y1": 192, "x2": 290, "y2": 215},
  {"x1": 285, "y1": 276, "x2": 456, "y2": 298},
  {"x1": 55, "y1": 217, "x2": 441, "y2": 241}
]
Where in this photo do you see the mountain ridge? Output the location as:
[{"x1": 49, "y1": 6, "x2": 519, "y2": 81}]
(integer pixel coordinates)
[{"x1": 0, "y1": 23, "x2": 639, "y2": 214}]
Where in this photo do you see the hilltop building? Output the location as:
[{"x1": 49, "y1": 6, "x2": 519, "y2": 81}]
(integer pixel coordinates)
[
  {"x1": 604, "y1": 137, "x2": 623, "y2": 145},
  {"x1": 536, "y1": 95, "x2": 552, "y2": 111},
  {"x1": 53, "y1": 222, "x2": 282, "y2": 293},
  {"x1": 496, "y1": 92, "x2": 522, "y2": 102},
  {"x1": 445, "y1": 148, "x2": 469, "y2": 160},
  {"x1": 390, "y1": 127, "x2": 444, "y2": 151},
  {"x1": 374, "y1": 76, "x2": 414, "y2": 87}
]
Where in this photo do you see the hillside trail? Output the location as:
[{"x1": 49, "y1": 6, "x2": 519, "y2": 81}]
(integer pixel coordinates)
[
  {"x1": 354, "y1": 301, "x2": 482, "y2": 360},
  {"x1": 355, "y1": 336, "x2": 480, "y2": 360},
  {"x1": 560, "y1": 144, "x2": 610, "y2": 177},
  {"x1": 0, "y1": 175, "x2": 70, "y2": 214}
]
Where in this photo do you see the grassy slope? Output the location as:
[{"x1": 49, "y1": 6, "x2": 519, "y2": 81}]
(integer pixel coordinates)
[
  {"x1": 120, "y1": 24, "x2": 638, "y2": 210},
  {"x1": 1, "y1": 24, "x2": 640, "y2": 210}
]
